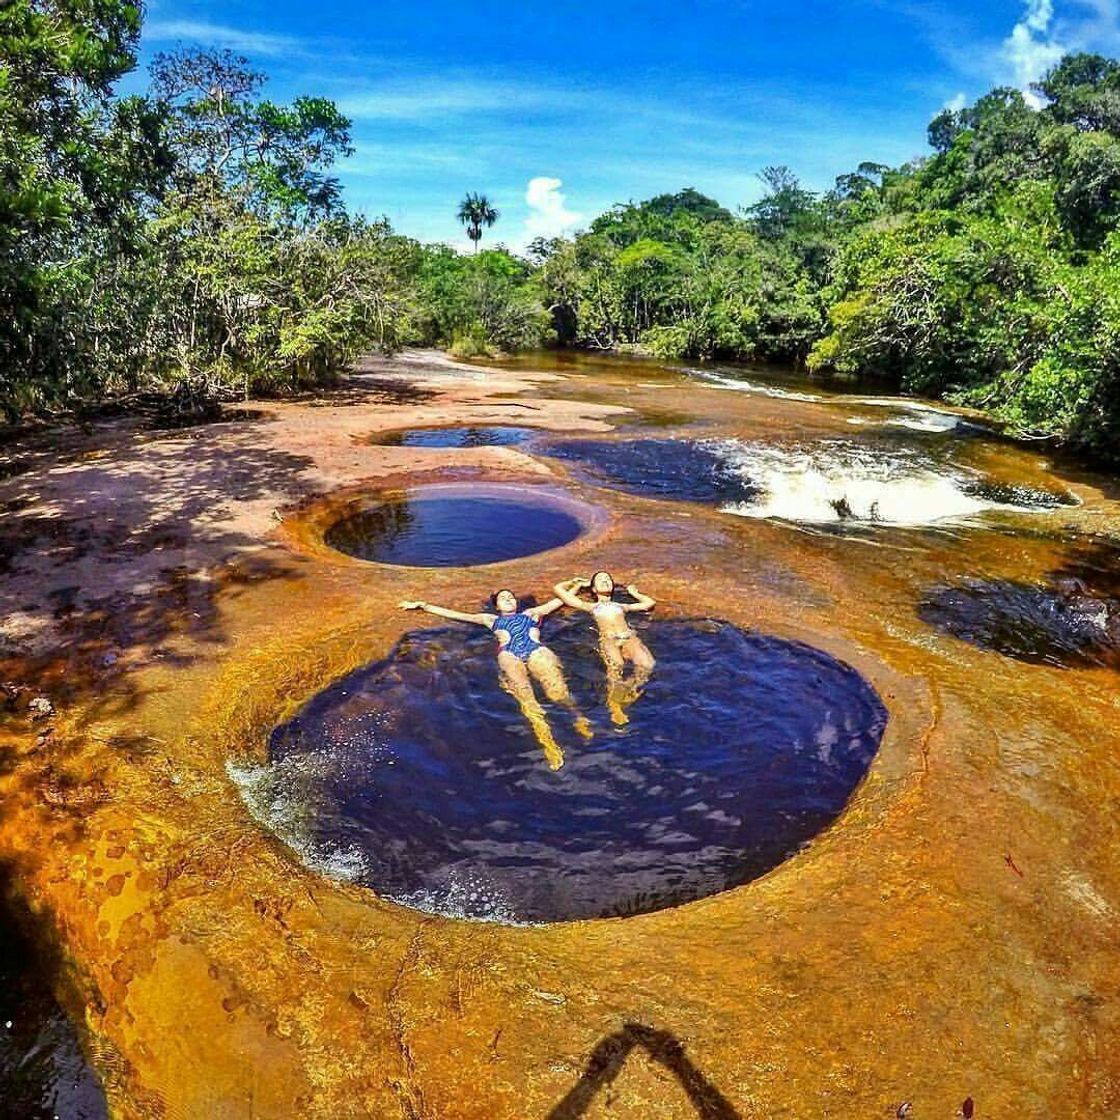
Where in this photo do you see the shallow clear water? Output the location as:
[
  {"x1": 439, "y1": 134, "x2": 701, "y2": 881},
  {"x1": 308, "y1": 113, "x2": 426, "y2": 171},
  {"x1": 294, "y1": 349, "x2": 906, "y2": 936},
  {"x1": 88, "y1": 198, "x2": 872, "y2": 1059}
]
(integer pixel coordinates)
[
  {"x1": 0, "y1": 901, "x2": 107, "y2": 1119},
  {"x1": 370, "y1": 425, "x2": 540, "y2": 448},
  {"x1": 239, "y1": 618, "x2": 887, "y2": 923},
  {"x1": 324, "y1": 493, "x2": 584, "y2": 567}
]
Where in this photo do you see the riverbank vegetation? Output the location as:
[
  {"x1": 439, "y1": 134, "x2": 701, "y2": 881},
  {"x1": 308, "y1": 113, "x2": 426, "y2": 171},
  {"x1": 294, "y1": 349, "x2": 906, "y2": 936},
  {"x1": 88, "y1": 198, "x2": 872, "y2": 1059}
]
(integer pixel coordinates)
[{"x1": 3, "y1": 2, "x2": 1120, "y2": 459}]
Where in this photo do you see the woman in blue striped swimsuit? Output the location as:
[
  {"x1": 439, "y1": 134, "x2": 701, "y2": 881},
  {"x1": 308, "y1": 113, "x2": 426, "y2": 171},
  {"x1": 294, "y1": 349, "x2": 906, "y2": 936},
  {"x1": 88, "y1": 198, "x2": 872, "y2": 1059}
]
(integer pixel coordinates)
[{"x1": 399, "y1": 589, "x2": 591, "y2": 770}]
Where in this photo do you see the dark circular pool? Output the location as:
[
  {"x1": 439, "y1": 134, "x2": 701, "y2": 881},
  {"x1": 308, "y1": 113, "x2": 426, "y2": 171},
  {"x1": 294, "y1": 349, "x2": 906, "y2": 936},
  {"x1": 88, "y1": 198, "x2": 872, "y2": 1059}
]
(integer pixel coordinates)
[
  {"x1": 370, "y1": 425, "x2": 539, "y2": 448},
  {"x1": 541, "y1": 437, "x2": 753, "y2": 503},
  {"x1": 918, "y1": 538, "x2": 1120, "y2": 668},
  {"x1": 238, "y1": 618, "x2": 887, "y2": 923},
  {"x1": 324, "y1": 488, "x2": 586, "y2": 567}
]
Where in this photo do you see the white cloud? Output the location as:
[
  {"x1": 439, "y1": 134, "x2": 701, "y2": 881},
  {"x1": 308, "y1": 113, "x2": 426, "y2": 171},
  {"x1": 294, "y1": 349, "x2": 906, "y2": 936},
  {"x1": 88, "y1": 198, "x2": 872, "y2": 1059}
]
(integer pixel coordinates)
[
  {"x1": 523, "y1": 177, "x2": 583, "y2": 240},
  {"x1": 1025, "y1": 0, "x2": 1056, "y2": 33},
  {"x1": 944, "y1": 91, "x2": 968, "y2": 112},
  {"x1": 1001, "y1": 0, "x2": 1067, "y2": 103},
  {"x1": 1067, "y1": 0, "x2": 1120, "y2": 51},
  {"x1": 144, "y1": 19, "x2": 302, "y2": 57}
]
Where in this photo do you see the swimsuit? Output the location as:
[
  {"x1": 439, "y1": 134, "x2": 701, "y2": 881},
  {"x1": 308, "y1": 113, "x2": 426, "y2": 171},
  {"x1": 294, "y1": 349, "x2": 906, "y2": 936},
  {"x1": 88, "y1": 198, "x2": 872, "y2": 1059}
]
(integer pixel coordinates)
[
  {"x1": 592, "y1": 600, "x2": 635, "y2": 642},
  {"x1": 491, "y1": 612, "x2": 543, "y2": 661}
]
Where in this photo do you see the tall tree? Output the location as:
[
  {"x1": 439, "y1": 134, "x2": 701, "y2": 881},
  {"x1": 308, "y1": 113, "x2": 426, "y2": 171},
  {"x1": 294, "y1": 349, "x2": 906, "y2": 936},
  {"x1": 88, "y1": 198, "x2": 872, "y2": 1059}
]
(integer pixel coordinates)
[
  {"x1": 149, "y1": 48, "x2": 352, "y2": 222},
  {"x1": 0, "y1": 0, "x2": 163, "y2": 415},
  {"x1": 457, "y1": 191, "x2": 499, "y2": 252}
]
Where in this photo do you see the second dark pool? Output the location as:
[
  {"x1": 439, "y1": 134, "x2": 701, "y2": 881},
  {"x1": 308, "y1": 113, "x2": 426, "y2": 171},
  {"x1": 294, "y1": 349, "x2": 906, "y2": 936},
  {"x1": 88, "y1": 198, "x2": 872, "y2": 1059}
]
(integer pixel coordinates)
[{"x1": 324, "y1": 489, "x2": 586, "y2": 567}]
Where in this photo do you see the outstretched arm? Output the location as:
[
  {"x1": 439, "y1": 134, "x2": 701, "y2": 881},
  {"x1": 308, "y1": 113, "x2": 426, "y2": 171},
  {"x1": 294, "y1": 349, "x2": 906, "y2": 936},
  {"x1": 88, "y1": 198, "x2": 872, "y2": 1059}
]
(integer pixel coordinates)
[
  {"x1": 399, "y1": 600, "x2": 494, "y2": 627},
  {"x1": 623, "y1": 583, "x2": 656, "y2": 613},
  {"x1": 529, "y1": 595, "x2": 566, "y2": 620},
  {"x1": 552, "y1": 577, "x2": 595, "y2": 613}
]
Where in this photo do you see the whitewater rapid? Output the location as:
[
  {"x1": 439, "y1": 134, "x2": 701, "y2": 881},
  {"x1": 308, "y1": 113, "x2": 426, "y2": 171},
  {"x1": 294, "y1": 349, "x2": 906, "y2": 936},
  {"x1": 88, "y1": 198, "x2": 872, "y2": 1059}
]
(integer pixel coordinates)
[{"x1": 706, "y1": 439, "x2": 1072, "y2": 526}]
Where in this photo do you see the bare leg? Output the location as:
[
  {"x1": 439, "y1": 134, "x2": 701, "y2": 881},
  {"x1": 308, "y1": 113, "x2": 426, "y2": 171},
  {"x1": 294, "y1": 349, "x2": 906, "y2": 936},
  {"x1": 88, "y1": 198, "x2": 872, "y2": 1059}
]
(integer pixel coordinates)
[
  {"x1": 623, "y1": 636, "x2": 656, "y2": 691},
  {"x1": 611, "y1": 636, "x2": 656, "y2": 722},
  {"x1": 528, "y1": 647, "x2": 593, "y2": 741},
  {"x1": 497, "y1": 651, "x2": 564, "y2": 770},
  {"x1": 597, "y1": 636, "x2": 630, "y2": 727}
]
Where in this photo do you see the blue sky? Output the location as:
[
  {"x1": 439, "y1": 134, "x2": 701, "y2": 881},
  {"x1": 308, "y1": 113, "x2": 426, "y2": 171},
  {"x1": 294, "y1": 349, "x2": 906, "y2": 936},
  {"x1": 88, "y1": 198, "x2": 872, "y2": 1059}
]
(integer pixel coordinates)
[{"x1": 132, "y1": 0, "x2": 1120, "y2": 249}]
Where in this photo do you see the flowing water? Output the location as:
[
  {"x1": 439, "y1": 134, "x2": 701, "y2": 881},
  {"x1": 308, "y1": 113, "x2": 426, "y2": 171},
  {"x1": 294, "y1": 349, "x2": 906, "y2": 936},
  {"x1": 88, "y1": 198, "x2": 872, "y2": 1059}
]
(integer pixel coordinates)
[
  {"x1": 541, "y1": 435, "x2": 1073, "y2": 525},
  {"x1": 714, "y1": 439, "x2": 1075, "y2": 526}
]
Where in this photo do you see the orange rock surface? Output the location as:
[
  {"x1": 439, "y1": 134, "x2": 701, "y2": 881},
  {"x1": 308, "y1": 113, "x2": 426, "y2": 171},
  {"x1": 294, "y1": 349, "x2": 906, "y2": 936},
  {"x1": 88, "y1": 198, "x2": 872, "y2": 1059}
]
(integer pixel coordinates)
[{"x1": 1, "y1": 350, "x2": 1117, "y2": 1118}]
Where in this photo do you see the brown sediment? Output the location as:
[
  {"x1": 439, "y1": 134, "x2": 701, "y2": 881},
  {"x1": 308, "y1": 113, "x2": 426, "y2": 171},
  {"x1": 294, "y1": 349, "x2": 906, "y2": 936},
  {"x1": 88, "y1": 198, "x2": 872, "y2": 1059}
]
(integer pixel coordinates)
[{"x1": 0, "y1": 349, "x2": 1118, "y2": 1118}]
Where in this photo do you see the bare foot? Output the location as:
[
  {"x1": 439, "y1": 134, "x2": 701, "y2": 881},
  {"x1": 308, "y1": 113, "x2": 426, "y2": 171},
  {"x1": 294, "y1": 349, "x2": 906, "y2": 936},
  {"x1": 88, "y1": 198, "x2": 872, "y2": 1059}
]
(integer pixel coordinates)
[{"x1": 542, "y1": 741, "x2": 565, "y2": 770}]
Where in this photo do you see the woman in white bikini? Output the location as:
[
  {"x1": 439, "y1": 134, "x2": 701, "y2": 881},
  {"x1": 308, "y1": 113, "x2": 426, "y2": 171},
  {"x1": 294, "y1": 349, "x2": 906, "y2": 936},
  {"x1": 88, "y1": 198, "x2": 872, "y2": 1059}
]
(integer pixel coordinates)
[{"x1": 553, "y1": 571, "x2": 656, "y2": 726}]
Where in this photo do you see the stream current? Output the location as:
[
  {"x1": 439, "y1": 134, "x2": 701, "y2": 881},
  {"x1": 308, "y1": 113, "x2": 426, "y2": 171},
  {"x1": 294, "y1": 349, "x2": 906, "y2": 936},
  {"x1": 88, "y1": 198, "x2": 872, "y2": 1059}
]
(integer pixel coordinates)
[{"x1": 237, "y1": 352, "x2": 1118, "y2": 927}]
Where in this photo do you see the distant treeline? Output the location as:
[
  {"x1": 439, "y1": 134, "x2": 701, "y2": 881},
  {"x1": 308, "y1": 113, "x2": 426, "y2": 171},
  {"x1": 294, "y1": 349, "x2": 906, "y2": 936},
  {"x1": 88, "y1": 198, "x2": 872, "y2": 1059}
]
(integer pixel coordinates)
[{"x1": 3, "y1": 3, "x2": 1120, "y2": 459}]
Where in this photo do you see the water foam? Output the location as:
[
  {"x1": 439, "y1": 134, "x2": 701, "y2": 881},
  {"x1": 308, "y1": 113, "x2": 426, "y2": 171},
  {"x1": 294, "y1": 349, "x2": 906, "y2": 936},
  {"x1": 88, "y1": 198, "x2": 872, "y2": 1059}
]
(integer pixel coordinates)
[
  {"x1": 688, "y1": 369, "x2": 825, "y2": 402},
  {"x1": 710, "y1": 440, "x2": 1063, "y2": 526},
  {"x1": 390, "y1": 872, "x2": 527, "y2": 926},
  {"x1": 227, "y1": 755, "x2": 369, "y2": 882},
  {"x1": 852, "y1": 397, "x2": 982, "y2": 434}
]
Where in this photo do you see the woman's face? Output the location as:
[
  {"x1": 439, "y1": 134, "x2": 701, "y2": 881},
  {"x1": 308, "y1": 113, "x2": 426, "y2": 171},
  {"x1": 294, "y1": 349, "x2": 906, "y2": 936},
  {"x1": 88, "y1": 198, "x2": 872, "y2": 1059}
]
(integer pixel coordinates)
[
  {"x1": 494, "y1": 589, "x2": 518, "y2": 613},
  {"x1": 592, "y1": 572, "x2": 615, "y2": 596}
]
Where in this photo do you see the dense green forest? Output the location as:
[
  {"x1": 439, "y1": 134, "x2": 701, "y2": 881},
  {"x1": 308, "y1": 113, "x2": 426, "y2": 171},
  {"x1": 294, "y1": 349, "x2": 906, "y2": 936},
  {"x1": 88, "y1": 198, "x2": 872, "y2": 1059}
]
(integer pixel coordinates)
[{"x1": 3, "y1": 2, "x2": 1120, "y2": 460}]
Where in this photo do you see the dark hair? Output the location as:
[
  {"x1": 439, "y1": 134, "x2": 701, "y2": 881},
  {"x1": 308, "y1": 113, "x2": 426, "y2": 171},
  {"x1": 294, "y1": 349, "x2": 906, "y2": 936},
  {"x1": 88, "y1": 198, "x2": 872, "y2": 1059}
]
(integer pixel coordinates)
[
  {"x1": 591, "y1": 570, "x2": 615, "y2": 595},
  {"x1": 491, "y1": 588, "x2": 517, "y2": 609}
]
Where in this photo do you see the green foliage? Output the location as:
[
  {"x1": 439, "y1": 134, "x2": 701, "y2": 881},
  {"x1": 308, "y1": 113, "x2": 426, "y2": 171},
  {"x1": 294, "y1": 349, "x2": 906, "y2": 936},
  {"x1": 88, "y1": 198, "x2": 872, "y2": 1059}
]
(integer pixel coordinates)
[
  {"x1": 418, "y1": 247, "x2": 547, "y2": 355},
  {"x1": 0, "y1": 30, "x2": 408, "y2": 419},
  {"x1": 532, "y1": 177, "x2": 827, "y2": 362},
  {"x1": 808, "y1": 51, "x2": 1120, "y2": 461},
  {"x1": 0, "y1": 0, "x2": 156, "y2": 415},
  {"x1": 5, "y1": 16, "x2": 1120, "y2": 467}
]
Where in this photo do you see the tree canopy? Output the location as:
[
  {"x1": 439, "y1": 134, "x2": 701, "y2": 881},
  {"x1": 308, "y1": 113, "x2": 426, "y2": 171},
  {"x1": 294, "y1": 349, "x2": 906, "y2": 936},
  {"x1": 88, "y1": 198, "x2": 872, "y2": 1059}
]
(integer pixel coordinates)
[
  {"x1": 3, "y1": 11, "x2": 1120, "y2": 464},
  {"x1": 457, "y1": 192, "x2": 499, "y2": 252}
]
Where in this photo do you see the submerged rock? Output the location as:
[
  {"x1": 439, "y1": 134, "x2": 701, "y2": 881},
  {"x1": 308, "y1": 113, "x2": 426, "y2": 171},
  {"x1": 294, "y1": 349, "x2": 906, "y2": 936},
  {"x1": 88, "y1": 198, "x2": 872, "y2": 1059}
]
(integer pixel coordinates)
[
  {"x1": 918, "y1": 575, "x2": 1120, "y2": 668},
  {"x1": 27, "y1": 696, "x2": 54, "y2": 720}
]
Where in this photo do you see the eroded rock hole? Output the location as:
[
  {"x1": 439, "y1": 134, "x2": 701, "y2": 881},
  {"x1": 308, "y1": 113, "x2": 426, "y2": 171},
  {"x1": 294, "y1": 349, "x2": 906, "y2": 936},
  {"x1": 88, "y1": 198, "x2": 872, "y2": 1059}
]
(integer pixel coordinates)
[
  {"x1": 234, "y1": 618, "x2": 887, "y2": 923},
  {"x1": 324, "y1": 490, "x2": 585, "y2": 567},
  {"x1": 369, "y1": 425, "x2": 540, "y2": 448}
]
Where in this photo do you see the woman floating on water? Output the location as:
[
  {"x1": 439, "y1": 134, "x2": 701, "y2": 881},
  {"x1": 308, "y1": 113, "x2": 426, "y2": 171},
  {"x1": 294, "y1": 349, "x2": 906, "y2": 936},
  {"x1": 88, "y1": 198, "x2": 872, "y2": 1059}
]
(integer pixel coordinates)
[
  {"x1": 554, "y1": 571, "x2": 656, "y2": 727},
  {"x1": 399, "y1": 589, "x2": 591, "y2": 770}
]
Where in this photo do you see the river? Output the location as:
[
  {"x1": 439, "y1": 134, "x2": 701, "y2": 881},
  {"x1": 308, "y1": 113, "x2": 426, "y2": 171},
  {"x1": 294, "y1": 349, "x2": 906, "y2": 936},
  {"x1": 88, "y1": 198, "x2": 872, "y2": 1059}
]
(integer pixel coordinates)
[{"x1": 0, "y1": 348, "x2": 1116, "y2": 1117}]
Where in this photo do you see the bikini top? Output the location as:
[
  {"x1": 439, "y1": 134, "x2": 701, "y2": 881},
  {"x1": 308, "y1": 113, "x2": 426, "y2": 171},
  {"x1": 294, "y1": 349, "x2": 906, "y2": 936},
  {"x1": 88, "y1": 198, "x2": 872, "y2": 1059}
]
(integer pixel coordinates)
[{"x1": 592, "y1": 600, "x2": 625, "y2": 618}]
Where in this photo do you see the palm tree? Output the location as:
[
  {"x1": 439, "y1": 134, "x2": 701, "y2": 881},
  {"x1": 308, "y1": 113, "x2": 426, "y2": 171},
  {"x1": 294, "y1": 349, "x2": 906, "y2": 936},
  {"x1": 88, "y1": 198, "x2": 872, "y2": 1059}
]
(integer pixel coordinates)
[{"x1": 457, "y1": 192, "x2": 499, "y2": 252}]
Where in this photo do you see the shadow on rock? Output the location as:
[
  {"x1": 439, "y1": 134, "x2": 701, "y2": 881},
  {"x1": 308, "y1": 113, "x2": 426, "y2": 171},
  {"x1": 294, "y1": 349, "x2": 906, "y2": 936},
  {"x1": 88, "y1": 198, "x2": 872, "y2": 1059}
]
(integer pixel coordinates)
[
  {"x1": 1, "y1": 431, "x2": 314, "y2": 711},
  {"x1": 0, "y1": 861, "x2": 108, "y2": 1120},
  {"x1": 548, "y1": 1023, "x2": 741, "y2": 1120}
]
